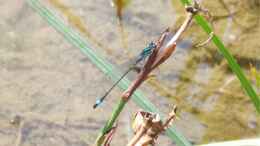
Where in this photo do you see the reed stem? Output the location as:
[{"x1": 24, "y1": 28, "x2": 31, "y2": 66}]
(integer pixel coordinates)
[{"x1": 95, "y1": 99, "x2": 126, "y2": 146}]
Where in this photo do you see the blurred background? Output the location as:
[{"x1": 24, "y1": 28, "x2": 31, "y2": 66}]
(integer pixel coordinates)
[{"x1": 0, "y1": 0, "x2": 259, "y2": 145}]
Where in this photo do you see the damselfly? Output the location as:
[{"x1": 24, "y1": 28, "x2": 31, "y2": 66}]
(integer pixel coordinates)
[{"x1": 93, "y1": 42, "x2": 157, "y2": 109}]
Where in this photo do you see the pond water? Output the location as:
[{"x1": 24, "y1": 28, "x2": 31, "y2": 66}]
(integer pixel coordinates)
[{"x1": 0, "y1": 0, "x2": 259, "y2": 145}]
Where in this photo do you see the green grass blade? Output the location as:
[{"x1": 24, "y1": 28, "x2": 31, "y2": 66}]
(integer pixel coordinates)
[
  {"x1": 26, "y1": 0, "x2": 192, "y2": 145},
  {"x1": 180, "y1": 0, "x2": 260, "y2": 113}
]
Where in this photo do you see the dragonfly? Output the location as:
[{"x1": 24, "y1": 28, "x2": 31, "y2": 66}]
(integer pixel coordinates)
[{"x1": 93, "y1": 42, "x2": 157, "y2": 109}]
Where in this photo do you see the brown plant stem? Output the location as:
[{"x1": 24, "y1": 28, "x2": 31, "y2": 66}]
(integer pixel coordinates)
[
  {"x1": 94, "y1": 8, "x2": 195, "y2": 146},
  {"x1": 127, "y1": 106, "x2": 177, "y2": 146}
]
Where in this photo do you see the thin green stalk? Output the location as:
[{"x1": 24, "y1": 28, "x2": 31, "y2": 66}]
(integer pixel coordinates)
[
  {"x1": 180, "y1": 0, "x2": 260, "y2": 113},
  {"x1": 95, "y1": 99, "x2": 126, "y2": 146}
]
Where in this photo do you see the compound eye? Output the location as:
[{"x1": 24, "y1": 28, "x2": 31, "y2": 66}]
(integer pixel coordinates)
[{"x1": 150, "y1": 42, "x2": 156, "y2": 48}]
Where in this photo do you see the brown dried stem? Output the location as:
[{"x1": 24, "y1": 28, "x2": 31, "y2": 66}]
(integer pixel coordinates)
[
  {"x1": 127, "y1": 106, "x2": 178, "y2": 146},
  {"x1": 95, "y1": 5, "x2": 196, "y2": 146}
]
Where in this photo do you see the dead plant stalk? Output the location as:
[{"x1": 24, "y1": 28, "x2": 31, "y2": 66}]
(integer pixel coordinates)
[{"x1": 94, "y1": 7, "x2": 196, "y2": 146}]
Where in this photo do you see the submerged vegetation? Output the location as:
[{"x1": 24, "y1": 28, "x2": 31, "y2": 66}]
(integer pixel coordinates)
[
  {"x1": 111, "y1": 0, "x2": 131, "y2": 20},
  {"x1": 250, "y1": 64, "x2": 260, "y2": 89},
  {"x1": 48, "y1": 0, "x2": 114, "y2": 54}
]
